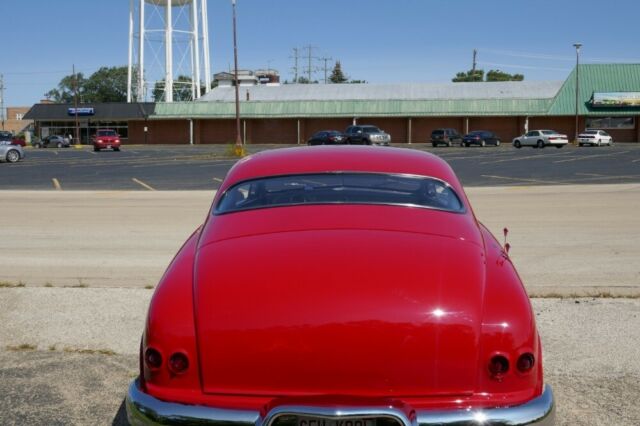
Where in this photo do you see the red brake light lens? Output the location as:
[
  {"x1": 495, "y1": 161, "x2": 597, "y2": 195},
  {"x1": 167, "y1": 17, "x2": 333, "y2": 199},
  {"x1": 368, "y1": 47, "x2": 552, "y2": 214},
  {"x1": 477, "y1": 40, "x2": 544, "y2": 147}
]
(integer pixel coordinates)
[
  {"x1": 144, "y1": 347, "x2": 162, "y2": 369},
  {"x1": 488, "y1": 355, "x2": 509, "y2": 378},
  {"x1": 169, "y1": 352, "x2": 190, "y2": 374},
  {"x1": 517, "y1": 353, "x2": 535, "y2": 373}
]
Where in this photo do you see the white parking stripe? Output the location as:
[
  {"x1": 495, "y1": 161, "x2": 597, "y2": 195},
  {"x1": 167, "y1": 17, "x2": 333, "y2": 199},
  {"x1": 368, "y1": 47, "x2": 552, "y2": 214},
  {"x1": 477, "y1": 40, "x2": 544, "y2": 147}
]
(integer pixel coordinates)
[
  {"x1": 212, "y1": 177, "x2": 223, "y2": 182},
  {"x1": 554, "y1": 151, "x2": 630, "y2": 163},
  {"x1": 52, "y1": 178, "x2": 62, "y2": 190}
]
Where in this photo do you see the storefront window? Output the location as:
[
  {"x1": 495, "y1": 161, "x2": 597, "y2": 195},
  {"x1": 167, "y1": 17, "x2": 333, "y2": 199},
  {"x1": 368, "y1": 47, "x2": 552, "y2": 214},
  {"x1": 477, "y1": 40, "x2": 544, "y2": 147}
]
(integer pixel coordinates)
[{"x1": 586, "y1": 117, "x2": 635, "y2": 129}]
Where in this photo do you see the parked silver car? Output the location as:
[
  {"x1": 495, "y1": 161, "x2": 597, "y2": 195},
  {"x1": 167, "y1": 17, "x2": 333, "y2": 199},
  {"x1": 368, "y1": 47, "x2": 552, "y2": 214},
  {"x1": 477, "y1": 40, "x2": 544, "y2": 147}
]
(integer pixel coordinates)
[
  {"x1": 578, "y1": 129, "x2": 613, "y2": 146},
  {"x1": 512, "y1": 130, "x2": 569, "y2": 149},
  {"x1": 0, "y1": 142, "x2": 25, "y2": 163}
]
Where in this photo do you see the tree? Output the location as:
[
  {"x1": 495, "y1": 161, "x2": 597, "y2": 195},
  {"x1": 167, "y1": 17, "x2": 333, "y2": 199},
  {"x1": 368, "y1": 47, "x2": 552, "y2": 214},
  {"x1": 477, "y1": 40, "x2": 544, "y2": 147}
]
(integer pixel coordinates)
[
  {"x1": 45, "y1": 72, "x2": 86, "y2": 102},
  {"x1": 294, "y1": 76, "x2": 318, "y2": 84},
  {"x1": 45, "y1": 66, "x2": 137, "y2": 102},
  {"x1": 452, "y1": 69, "x2": 484, "y2": 82},
  {"x1": 329, "y1": 61, "x2": 348, "y2": 84},
  {"x1": 83, "y1": 67, "x2": 132, "y2": 102},
  {"x1": 152, "y1": 75, "x2": 206, "y2": 102},
  {"x1": 452, "y1": 68, "x2": 525, "y2": 82},
  {"x1": 486, "y1": 70, "x2": 524, "y2": 82}
]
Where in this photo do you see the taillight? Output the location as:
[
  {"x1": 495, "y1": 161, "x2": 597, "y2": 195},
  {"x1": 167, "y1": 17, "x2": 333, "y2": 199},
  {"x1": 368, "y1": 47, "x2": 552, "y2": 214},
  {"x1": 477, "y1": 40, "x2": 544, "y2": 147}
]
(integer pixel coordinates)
[
  {"x1": 517, "y1": 353, "x2": 535, "y2": 373},
  {"x1": 144, "y1": 347, "x2": 163, "y2": 369},
  {"x1": 168, "y1": 352, "x2": 190, "y2": 374},
  {"x1": 488, "y1": 355, "x2": 509, "y2": 379}
]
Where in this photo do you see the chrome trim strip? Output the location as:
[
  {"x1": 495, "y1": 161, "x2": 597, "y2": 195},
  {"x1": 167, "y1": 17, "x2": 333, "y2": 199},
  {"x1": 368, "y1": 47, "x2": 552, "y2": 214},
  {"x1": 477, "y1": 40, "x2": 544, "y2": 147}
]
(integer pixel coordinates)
[
  {"x1": 126, "y1": 379, "x2": 554, "y2": 426},
  {"x1": 126, "y1": 380, "x2": 259, "y2": 426}
]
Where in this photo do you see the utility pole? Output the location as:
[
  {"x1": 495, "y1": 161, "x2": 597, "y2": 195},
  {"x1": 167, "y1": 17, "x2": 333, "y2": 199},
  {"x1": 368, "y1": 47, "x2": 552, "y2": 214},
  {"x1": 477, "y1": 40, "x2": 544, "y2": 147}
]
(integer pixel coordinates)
[
  {"x1": 0, "y1": 74, "x2": 5, "y2": 131},
  {"x1": 319, "y1": 56, "x2": 332, "y2": 84},
  {"x1": 303, "y1": 45, "x2": 317, "y2": 82},
  {"x1": 471, "y1": 49, "x2": 477, "y2": 80},
  {"x1": 573, "y1": 43, "x2": 582, "y2": 144},
  {"x1": 73, "y1": 65, "x2": 80, "y2": 146},
  {"x1": 290, "y1": 47, "x2": 299, "y2": 83},
  {"x1": 231, "y1": 0, "x2": 244, "y2": 155}
]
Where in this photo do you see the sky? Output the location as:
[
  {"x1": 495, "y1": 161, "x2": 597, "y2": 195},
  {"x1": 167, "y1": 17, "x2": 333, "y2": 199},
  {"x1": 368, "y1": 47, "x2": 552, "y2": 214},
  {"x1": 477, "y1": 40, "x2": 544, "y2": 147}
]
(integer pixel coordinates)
[{"x1": 1, "y1": 0, "x2": 639, "y2": 106}]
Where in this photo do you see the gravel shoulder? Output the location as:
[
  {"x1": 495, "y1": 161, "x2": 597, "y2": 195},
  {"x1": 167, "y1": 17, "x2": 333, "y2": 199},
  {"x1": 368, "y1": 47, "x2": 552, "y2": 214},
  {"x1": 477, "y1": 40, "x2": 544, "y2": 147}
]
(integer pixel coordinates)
[{"x1": 1, "y1": 288, "x2": 639, "y2": 425}]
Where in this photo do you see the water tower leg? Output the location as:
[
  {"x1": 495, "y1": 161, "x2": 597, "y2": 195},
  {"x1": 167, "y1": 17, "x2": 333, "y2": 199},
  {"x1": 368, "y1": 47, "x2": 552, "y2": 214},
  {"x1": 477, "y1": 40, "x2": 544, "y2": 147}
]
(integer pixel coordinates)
[
  {"x1": 138, "y1": 0, "x2": 145, "y2": 102},
  {"x1": 127, "y1": 0, "x2": 134, "y2": 102},
  {"x1": 202, "y1": 0, "x2": 211, "y2": 93},
  {"x1": 191, "y1": 0, "x2": 201, "y2": 99},
  {"x1": 165, "y1": 0, "x2": 173, "y2": 102}
]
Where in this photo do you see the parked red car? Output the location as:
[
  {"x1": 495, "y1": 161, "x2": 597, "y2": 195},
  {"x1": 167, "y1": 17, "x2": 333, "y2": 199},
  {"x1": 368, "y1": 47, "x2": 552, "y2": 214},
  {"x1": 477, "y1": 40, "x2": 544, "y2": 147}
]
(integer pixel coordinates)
[
  {"x1": 92, "y1": 129, "x2": 121, "y2": 151},
  {"x1": 126, "y1": 146, "x2": 555, "y2": 425},
  {"x1": 11, "y1": 137, "x2": 26, "y2": 147}
]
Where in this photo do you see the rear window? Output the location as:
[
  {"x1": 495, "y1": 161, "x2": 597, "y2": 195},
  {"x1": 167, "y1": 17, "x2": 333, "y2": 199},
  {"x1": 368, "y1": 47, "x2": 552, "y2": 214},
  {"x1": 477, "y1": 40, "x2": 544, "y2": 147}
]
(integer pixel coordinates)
[
  {"x1": 541, "y1": 130, "x2": 557, "y2": 135},
  {"x1": 98, "y1": 130, "x2": 117, "y2": 136},
  {"x1": 215, "y1": 173, "x2": 465, "y2": 214},
  {"x1": 583, "y1": 130, "x2": 598, "y2": 135},
  {"x1": 432, "y1": 130, "x2": 444, "y2": 135},
  {"x1": 362, "y1": 127, "x2": 381, "y2": 134}
]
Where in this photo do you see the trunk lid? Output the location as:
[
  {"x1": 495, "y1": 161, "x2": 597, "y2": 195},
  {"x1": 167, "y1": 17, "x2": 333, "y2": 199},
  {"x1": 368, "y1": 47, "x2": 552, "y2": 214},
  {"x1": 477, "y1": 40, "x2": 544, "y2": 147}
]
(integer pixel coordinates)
[{"x1": 194, "y1": 210, "x2": 485, "y2": 397}]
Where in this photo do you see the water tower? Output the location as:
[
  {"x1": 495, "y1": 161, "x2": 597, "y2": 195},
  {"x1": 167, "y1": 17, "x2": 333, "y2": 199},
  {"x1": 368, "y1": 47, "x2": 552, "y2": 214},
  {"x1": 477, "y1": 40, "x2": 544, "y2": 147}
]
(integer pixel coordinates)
[{"x1": 127, "y1": 0, "x2": 212, "y2": 102}]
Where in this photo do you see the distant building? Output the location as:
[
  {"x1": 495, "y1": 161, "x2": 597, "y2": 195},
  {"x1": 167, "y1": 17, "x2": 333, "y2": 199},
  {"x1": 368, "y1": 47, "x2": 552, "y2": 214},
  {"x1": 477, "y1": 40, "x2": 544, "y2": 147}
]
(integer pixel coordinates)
[
  {"x1": 213, "y1": 70, "x2": 259, "y2": 88},
  {"x1": 23, "y1": 64, "x2": 640, "y2": 144},
  {"x1": 1, "y1": 106, "x2": 33, "y2": 134}
]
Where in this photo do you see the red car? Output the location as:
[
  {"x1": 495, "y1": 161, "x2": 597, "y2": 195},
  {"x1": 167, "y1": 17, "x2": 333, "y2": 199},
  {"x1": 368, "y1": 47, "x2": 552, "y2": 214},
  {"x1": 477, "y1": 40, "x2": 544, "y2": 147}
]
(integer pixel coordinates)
[
  {"x1": 126, "y1": 146, "x2": 555, "y2": 425},
  {"x1": 92, "y1": 129, "x2": 121, "y2": 151},
  {"x1": 11, "y1": 137, "x2": 26, "y2": 147}
]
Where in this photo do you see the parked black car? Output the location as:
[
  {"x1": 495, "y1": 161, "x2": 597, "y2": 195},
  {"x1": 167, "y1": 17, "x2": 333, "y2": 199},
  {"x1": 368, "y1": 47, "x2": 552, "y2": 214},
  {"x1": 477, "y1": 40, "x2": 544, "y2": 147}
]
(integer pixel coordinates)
[
  {"x1": 344, "y1": 125, "x2": 391, "y2": 145},
  {"x1": 431, "y1": 128, "x2": 463, "y2": 147},
  {"x1": 307, "y1": 130, "x2": 347, "y2": 145},
  {"x1": 32, "y1": 135, "x2": 71, "y2": 148},
  {"x1": 462, "y1": 130, "x2": 501, "y2": 147}
]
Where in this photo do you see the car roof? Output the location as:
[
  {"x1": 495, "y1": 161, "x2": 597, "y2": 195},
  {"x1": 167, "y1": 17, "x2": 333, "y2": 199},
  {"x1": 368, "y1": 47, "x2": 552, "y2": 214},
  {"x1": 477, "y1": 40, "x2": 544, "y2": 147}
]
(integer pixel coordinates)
[{"x1": 221, "y1": 146, "x2": 461, "y2": 192}]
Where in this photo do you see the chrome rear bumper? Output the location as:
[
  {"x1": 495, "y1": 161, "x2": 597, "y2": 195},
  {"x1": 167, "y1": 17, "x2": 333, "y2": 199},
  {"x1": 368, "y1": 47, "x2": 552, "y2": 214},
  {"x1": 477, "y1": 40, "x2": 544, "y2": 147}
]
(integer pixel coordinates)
[{"x1": 126, "y1": 380, "x2": 554, "y2": 426}]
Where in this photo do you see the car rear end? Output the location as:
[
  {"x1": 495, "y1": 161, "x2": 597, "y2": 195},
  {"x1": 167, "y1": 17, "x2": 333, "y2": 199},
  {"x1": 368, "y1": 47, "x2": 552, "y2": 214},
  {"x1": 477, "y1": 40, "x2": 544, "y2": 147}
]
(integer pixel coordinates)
[
  {"x1": 326, "y1": 131, "x2": 346, "y2": 144},
  {"x1": 544, "y1": 131, "x2": 569, "y2": 147},
  {"x1": 578, "y1": 131, "x2": 600, "y2": 146}
]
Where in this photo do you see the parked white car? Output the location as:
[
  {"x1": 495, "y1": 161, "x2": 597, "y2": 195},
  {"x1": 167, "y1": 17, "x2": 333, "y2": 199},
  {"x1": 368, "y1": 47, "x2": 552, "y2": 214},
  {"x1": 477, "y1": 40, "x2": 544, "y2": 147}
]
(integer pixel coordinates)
[
  {"x1": 577, "y1": 129, "x2": 613, "y2": 146},
  {"x1": 512, "y1": 130, "x2": 569, "y2": 149}
]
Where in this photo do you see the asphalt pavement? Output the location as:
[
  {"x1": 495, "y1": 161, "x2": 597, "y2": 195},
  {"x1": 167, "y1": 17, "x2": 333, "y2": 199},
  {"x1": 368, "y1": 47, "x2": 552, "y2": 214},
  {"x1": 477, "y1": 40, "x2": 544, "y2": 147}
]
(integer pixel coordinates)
[{"x1": 1, "y1": 143, "x2": 639, "y2": 190}]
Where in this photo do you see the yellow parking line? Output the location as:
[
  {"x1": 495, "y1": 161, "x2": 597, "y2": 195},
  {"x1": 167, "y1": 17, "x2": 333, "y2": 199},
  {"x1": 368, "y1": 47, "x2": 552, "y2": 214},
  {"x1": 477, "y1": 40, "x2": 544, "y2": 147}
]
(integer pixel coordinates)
[
  {"x1": 52, "y1": 178, "x2": 62, "y2": 190},
  {"x1": 480, "y1": 175, "x2": 563, "y2": 184},
  {"x1": 132, "y1": 178, "x2": 156, "y2": 191}
]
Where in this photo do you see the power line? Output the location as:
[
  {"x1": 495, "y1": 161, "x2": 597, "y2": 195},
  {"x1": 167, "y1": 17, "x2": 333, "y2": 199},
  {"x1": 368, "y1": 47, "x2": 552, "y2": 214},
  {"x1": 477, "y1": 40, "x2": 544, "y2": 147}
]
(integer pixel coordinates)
[
  {"x1": 290, "y1": 47, "x2": 299, "y2": 83},
  {"x1": 319, "y1": 56, "x2": 332, "y2": 84},
  {"x1": 303, "y1": 45, "x2": 318, "y2": 82}
]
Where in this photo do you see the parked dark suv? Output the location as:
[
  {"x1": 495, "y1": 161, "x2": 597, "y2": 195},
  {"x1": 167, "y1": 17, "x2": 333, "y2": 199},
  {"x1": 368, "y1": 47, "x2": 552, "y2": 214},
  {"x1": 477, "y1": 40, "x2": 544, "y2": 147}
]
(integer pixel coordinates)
[
  {"x1": 344, "y1": 125, "x2": 391, "y2": 146},
  {"x1": 431, "y1": 128, "x2": 463, "y2": 147}
]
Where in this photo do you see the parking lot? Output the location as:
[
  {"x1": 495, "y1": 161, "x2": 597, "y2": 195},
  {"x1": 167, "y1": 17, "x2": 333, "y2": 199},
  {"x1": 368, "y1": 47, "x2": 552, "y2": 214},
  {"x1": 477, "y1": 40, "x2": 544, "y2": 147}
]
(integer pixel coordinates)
[
  {"x1": 1, "y1": 143, "x2": 640, "y2": 190},
  {"x1": 1, "y1": 143, "x2": 640, "y2": 425}
]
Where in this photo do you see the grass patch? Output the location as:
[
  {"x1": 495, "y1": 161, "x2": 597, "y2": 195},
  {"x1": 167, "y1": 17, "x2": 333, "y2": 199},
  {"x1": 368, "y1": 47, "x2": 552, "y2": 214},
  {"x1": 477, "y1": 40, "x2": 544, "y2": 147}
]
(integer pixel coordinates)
[
  {"x1": 44, "y1": 282, "x2": 53, "y2": 288},
  {"x1": 62, "y1": 347, "x2": 116, "y2": 356},
  {"x1": 530, "y1": 291, "x2": 640, "y2": 299},
  {"x1": 0, "y1": 281, "x2": 26, "y2": 288},
  {"x1": 6, "y1": 343, "x2": 37, "y2": 351},
  {"x1": 48, "y1": 345, "x2": 57, "y2": 351},
  {"x1": 144, "y1": 285, "x2": 155, "y2": 290}
]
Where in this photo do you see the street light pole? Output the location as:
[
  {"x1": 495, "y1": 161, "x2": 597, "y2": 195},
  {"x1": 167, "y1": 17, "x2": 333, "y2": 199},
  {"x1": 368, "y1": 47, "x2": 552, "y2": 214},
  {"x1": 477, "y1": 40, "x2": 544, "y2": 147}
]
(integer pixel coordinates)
[
  {"x1": 573, "y1": 43, "x2": 582, "y2": 144},
  {"x1": 232, "y1": 0, "x2": 244, "y2": 156}
]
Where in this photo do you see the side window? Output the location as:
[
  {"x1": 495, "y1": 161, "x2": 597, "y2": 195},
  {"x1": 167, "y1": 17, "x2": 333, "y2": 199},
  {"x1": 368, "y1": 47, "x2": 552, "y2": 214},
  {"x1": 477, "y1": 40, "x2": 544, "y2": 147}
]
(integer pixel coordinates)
[{"x1": 526, "y1": 131, "x2": 537, "y2": 137}]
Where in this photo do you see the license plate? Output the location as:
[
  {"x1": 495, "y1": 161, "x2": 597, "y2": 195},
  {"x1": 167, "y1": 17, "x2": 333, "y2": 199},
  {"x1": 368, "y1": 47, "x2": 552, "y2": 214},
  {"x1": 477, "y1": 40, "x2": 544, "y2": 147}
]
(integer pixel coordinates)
[
  {"x1": 107, "y1": 145, "x2": 112, "y2": 149},
  {"x1": 297, "y1": 417, "x2": 376, "y2": 426}
]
